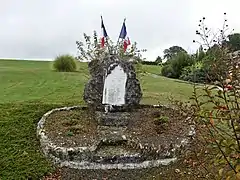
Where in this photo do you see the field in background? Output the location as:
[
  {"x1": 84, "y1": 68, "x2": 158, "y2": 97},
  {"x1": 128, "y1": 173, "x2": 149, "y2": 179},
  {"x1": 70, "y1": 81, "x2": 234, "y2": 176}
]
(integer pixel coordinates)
[
  {"x1": 141, "y1": 64, "x2": 162, "y2": 75},
  {"x1": 0, "y1": 60, "x2": 193, "y2": 104},
  {"x1": 0, "y1": 59, "x2": 194, "y2": 179}
]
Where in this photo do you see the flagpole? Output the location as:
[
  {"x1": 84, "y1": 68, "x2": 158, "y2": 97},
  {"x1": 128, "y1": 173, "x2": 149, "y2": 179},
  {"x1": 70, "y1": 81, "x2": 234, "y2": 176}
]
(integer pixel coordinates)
[
  {"x1": 105, "y1": 20, "x2": 111, "y2": 55},
  {"x1": 101, "y1": 15, "x2": 111, "y2": 54},
  {"x1": 116, "y1": 18, "x2": 126, "y2": 54}
]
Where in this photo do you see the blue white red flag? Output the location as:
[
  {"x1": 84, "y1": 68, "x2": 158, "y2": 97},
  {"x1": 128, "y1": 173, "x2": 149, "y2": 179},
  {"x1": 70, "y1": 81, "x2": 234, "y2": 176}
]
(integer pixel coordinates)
[
  {"x1": 119, "y1": 20, "x2": 130, "y2": 52},
  {"x1": 101, "y1": 16, "x2": 108, "y2": 47}
]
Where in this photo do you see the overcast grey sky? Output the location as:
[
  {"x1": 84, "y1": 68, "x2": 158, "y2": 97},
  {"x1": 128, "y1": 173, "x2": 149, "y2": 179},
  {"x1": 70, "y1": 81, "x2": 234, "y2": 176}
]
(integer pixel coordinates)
[{"x1": 1, "y1": 0, "x2": 240, "y2": 61}]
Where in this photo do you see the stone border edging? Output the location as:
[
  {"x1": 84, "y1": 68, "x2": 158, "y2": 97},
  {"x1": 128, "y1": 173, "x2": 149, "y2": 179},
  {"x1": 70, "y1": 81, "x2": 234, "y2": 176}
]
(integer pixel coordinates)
[
  {"x1": 37, "y1": 105, "x2": 191, "y2": 169},
  {"x1": 59, "y1": 158, "x2": 177, "y2": 170}
]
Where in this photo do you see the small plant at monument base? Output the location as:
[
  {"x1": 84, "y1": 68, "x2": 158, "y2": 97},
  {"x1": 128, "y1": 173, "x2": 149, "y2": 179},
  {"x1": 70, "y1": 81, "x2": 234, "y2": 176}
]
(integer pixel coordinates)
[
  {"x1": 53, "y1": 54, "x2": 77, "y2": 72},
  {"x1": 154, "y1": 115, "x2": 169, "y2": 125},
  {"x1": 66, "y1": 130, "x2": 74, "y2": 137},
  {"x1": 153, "y1": 115, "x2": 170, "y2": 134}
]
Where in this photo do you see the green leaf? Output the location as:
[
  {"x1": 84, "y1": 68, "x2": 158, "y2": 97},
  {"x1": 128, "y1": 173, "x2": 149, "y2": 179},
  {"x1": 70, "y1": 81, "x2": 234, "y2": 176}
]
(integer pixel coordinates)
[{"x1": 66, "y1": 131, "x2": 73, "y2": 136}]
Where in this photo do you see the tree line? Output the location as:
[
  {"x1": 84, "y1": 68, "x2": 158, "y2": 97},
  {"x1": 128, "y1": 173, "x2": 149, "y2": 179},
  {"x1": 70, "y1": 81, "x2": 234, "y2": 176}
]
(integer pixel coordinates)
[{"x1": 157, "y1": 33, "x2": 240, "y2": 83}]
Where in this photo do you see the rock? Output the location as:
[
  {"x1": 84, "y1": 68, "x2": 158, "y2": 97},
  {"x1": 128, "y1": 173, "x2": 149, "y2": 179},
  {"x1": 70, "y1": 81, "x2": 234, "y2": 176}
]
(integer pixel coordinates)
[
  {"x1": 95, "y1": 111, "x2": 130, "y2": 127},
  {"x1": 97, "y1": 126, "x2": 127, "y2": 143},
  {"x1": 175, "y1": 169, "x2": 181, "y2": 173},
  {"x1": 188, "y1": 125, "x2": 196, "y2": 137},
  {"x1": 83, "y1": 55, "x2": 142, "y2": 110}
]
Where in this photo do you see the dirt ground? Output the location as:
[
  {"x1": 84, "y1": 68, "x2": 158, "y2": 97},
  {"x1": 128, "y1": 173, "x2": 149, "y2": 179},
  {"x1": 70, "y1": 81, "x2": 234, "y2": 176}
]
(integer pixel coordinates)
[
  {"x1": 44, "y1": 106, "x2": 191, "y2": 149},
  {"x1": 43, "y1": 106, "x2": 215, "y2": 180}
]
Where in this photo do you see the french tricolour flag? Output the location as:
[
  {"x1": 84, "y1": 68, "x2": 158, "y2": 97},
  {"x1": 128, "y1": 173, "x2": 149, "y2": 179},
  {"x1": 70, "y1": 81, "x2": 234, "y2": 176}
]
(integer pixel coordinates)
[
  {"x1": 119, "y1": 19, "x2": 131, "y2": 52},
  {"x1": 101, "y1": 16, "x2": 108, "y2": 47}
]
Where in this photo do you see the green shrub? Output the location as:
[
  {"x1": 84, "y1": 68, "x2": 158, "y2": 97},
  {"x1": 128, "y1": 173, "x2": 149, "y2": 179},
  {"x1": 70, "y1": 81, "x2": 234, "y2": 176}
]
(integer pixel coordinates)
[
  {"x1": 154, "y1": 115, "x2": 169, "y2": 124},
  {"x1": 180, "y1": 61, "x2": 207, "y2": 83},
  {"x1": 171, "y1": 52, "x2": 194, "y2": 78},
  {"x1": 161, "y1": 64, "x2": 175, "y2": 78},
  {"x1": 161, "y1": 52, "x2": 194, "y2": 78},
  {"x1": 53, "y1": 54, "x2": 77, "y2": 72},
  {"x1": 180, "y1": 68, "x2": 206, "y2": 83},
  {"x1": 187, "y1": 14, "x2": 240, "y2": 179}
]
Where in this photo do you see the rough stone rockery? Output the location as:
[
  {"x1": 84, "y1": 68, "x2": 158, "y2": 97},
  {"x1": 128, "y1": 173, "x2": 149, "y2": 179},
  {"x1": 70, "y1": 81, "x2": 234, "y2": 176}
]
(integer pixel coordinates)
[{"x1": 83, "y1": 55, "x2": 142, "y2": 111}]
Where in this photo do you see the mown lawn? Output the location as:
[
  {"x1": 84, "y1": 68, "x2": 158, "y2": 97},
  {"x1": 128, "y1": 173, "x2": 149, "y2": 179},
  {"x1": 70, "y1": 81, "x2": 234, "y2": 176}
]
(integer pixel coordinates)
[
  {"x1": 0, "y1": 60, "x2": 194, "y2": 179},
  {"x1": 0, "y1": 60, "x2": 193, "y2": 104},
  {"x1": 141, "y1": 64, "x2": 162, "y2": 75}
]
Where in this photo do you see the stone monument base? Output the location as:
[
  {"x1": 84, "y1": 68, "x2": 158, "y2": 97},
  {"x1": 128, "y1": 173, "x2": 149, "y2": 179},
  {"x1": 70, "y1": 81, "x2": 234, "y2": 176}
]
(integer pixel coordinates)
[
  {"x1": 37, "y1": 105, "x2": 194, "y2": 170},
  {"x1": 95, "y1": 111, "x2": 130, "y2": 127}
]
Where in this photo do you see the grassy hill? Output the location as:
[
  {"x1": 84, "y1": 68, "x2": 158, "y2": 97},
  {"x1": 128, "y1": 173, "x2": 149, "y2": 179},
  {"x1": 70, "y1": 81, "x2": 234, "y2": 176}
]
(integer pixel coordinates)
[
  {"x1": 0, "y1": 60, "x2": 193, "y2": 104},
  {"x1": 0, "y1": 59, "x2": 195, "y2": 179}
]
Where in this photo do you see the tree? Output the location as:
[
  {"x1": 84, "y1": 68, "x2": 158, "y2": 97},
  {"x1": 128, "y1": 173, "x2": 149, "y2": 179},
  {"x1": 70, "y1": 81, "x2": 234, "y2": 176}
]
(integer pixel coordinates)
[
  {"x1": 155, "y1": 56, "x2": 162, "y2": 65},
  {"x1": 170, "y1": 52, "x2": 194, "y2": 78},
  {"x1": 163, "y1": 46, "x2": 187, "y2": 60},
  {"x1": 227, "y1": 33, "x2": 240, "y2": 51},
  {"x1": 197, "y1": 45, "x2": 205, "y2": 61},
  {"x1": 161, "y1": 52, "x2": 194, "y2": 78}
]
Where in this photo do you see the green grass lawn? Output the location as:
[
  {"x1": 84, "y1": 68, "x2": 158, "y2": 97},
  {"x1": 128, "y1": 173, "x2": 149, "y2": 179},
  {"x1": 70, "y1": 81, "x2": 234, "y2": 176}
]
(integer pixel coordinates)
[
  {"x1": 141, "y1": 64, "x2": 162, "y2": 75},
  {"x1": 0, "y1": 60, "x2": 192, "y2": 104},
  {"x1": 0, "y1": 59, "x2": 195, "y2": 179}
]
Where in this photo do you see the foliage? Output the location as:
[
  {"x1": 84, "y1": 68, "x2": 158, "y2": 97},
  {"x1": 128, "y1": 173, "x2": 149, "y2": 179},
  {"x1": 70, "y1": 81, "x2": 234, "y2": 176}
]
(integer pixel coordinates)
[
  {"x1": 180, "y1": 61, "x2": 206, "y2": 83},
  {"x1": 171, "y1": 52, "x2": 195, "y2": 78},
  {"x1": 154, "y1": 115, "x2": 169, "y2": 124},
  {"x1": 53, "y1": 54, "x2": 77, "y2": 72},
  {"x1": 188, "y1": 13, "x2": 240, "y2": 84},
  {"x1": 155, "y1": 56, "x2": 163, "y2": 65},
  {"x1": 189, "y1": 13, "x2": 240, "y2": 179},
  {"x1": 161, "y1": 52, "x2": 194, "y2": 78},
  {"x1": 75, "y1": 31, "x2": 147, "y2": 78},
  {"x1": 140, "y1": 61, "x2": 159, "y2": 65},
  {"x1": 153, "y1": 115, "x2": 169, "y2": 133},
  {"x1": 75, "y1": 31, "x2": 146, "y2": 62},
  {"x1": 196, "y1": 45, "x2": 206, "y2": 62},
  {"x1": 193, "y1": 13, "x2": 231, "y2": 50},
  {"x1": 163, "y1": 45, "x2": 187, "y2": 60},
  {"x1": 178, "y1": 46, "x2": 207, "y2": 83},
  {"x1": 161, "y1": 64, "x2": 175, "y2": 78},
  {"x1": 227, "y1": 33, "x2": 240, "y2": 51}
]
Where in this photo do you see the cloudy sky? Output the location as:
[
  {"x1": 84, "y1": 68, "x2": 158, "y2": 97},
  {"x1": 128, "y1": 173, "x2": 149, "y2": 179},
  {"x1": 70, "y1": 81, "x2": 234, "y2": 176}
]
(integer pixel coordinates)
[{"x1": 1, "y1": 0, "x2": 240, "y2": 61}]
